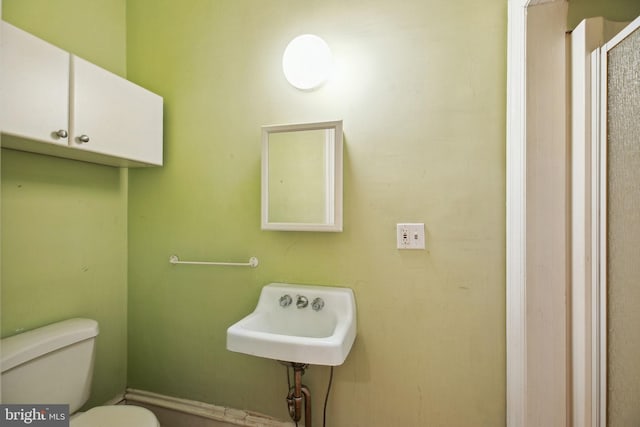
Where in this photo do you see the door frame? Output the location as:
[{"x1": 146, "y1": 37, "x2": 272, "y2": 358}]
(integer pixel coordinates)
[
  {"x1": 506, "y1": 0, "x2": 570, "y2": 425},
  {"x1": 512, "y1": 4, "x2": 640, "y2": 426}
]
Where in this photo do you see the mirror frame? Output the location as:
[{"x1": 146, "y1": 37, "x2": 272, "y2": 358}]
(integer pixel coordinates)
[{"x1": 261, "y1": 120, "x2": 343, "y2": 232}]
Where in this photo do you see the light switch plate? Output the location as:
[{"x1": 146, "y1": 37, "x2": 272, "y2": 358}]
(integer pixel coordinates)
[{"x1": 396, "y1": 223, "x2": 426, "y2": 250}]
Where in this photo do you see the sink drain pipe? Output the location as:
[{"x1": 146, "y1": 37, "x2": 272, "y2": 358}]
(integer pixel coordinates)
[
  {"x1": 284, "y1": 362, "x2": 312, "y2": 427},
  {"x1": 282, "y1": 362, "x2": 336, "y2": 427}
]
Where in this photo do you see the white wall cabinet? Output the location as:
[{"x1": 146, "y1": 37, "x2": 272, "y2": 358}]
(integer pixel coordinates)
[
  {"x1": 71, "y1": 56, "x2": 163, "y2": 166},
  {"x1": 1, "y1": 21, "x2": 70, "y2": 146},
  {"x1": 1, "y1": 21, "x2": 163, "y2": 167}
]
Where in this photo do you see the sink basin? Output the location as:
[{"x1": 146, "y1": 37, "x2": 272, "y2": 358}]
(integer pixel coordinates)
[{"x1": 226, "y1": 283, "x2": 356, "y2": 366}]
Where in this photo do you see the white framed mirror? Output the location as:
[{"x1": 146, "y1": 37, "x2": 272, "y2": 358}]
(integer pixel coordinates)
[{"x1": 261, "y1": 120, "x2": 343, "y2": 232}]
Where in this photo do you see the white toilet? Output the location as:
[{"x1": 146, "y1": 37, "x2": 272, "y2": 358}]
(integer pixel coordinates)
[{"x1": 0, "y1": 318, "x2": 159, "y2": 427}]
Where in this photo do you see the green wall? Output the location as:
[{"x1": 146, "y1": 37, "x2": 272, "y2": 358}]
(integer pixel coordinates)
[
  {"x1": 1, "y1": 0, "x2": 128, "y2": 408},
  {"x1": 126, "y1": 1, "x2": 506, "y2": 425},
  {"x1": 568, "y1": 0, "x2": 640, "y2": 30},
  {"x1": 2, "y1": 0, "x2": 638, "y2": 425}
]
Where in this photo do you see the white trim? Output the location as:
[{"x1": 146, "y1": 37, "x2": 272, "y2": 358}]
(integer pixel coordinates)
[
  {"x1": 571, "y1": 20, "x2": 591, "y2": 427},
  {"x1": 605, "y1": 15, "x2": 640, "y2": 50},
  {"x1": 593, "y1": 46, "x2": 607, "y2": 427},
  {"x1": 507, "y1": 0, "x2": 570, "y2": 425},
  {"x1": 506, "y1": 1, "x2": 528, "y2": 425},
  {"x1": 570, "y1": 18, "x2": 613, "y2": 427},
  {"x1": 124, "y1": 388, "x2": 292, "y2": 427}
]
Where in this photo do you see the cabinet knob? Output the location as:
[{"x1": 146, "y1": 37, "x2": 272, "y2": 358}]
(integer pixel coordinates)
[
  {"x1": 54, "y1": 129, "x2": 68, "y2": 139},
  {"x1": 77, "y1": 135, "x2": 90, "y2": 144}
]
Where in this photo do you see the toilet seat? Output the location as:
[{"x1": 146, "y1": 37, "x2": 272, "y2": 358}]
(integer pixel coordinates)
[{"x1": 70, "y1": 405, "x2": 159, "y2": 427}]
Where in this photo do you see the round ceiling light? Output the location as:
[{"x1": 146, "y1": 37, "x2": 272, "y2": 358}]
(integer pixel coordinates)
[{"x1": 282, "y1": 34, "x2": 333, "y2": 90}]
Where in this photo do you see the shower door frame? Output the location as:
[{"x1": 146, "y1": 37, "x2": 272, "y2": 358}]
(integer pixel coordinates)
[
  {"x1": 591, "y1": 16, "x2": 640, "y2": 427},
  {"x1": 592, "y1": 41, "x2": 608, "y2": 427},
  {"x1": 571, "y1": 17, "x2": 627, "y2": 427},
  {"x1": 571, "y1": 15, "x2": 639, "y2": 427}
]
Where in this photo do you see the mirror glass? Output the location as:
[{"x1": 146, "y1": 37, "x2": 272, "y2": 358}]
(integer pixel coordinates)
[{"x1": 262, "y1": 120, "x2": 343, "y2": 231}]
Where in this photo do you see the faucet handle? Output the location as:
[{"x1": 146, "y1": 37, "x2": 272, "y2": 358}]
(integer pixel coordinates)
[
  {"x1": 279, "y1": 294, "x2": 293, "y2": 307},
  {"x1": 311, "y1": 297, "x2": 325, "y2": 311},
  {"x1": 296, "y1": 295, "x2": 309, "y2": 309}
]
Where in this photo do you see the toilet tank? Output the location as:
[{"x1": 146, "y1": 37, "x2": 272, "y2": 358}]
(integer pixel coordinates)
[{"x1": 1, "y1": 318, "x2": 99, "y2": 413}]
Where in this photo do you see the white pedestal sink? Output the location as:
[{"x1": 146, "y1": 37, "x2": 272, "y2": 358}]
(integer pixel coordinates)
[{"x1": 226, "y1": 283, "x2": 357, "y2": 366}]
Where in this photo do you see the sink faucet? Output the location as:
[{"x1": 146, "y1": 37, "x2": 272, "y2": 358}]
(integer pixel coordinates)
[{"x1": 296, "y1": 295, "x2": 308, "y2": 309}]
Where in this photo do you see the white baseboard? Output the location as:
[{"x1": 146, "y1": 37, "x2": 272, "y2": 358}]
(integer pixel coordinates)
[{"x1": 124, "y1": 388, "x2": 293, "y2": 427}]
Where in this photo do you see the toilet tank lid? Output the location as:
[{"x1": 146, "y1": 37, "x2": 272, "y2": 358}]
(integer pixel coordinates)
[{"x1": 1, "y1": 318, "x2": 99, "y2": 373}]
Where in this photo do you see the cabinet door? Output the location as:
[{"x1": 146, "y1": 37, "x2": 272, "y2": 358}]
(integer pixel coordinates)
[
  {"x1": 71, "y1": 56, "x2": 163, "y2": 165},
  {"x1": 1, "y1": 22, "x2": 70, "y2": 144}
]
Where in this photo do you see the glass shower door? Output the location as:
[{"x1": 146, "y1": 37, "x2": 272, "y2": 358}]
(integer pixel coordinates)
[{"x1": 602, "y1": 17, "x2": 640, "y2": 427}]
